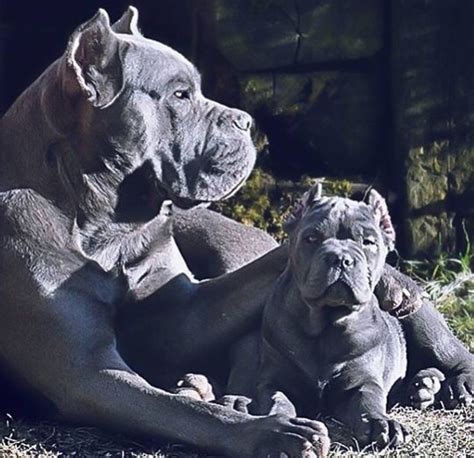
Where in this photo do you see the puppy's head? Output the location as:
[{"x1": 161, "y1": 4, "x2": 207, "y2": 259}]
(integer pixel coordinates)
[{"x1": 285, "y1": 185, "x2": 395, "y2": 316}]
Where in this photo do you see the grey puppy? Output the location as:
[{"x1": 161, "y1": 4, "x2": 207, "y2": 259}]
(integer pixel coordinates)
[{"x1": 257, "y1": 186, "x2": 411, "y2": 447}]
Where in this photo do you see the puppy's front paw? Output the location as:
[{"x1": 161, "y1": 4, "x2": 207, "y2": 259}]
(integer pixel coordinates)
[
  {"x1": 355, "y1": 416, "x2": 410, "y2": 448},
  {"x1": 407, "y1": 367, "x2": 445, "y2": 409},
  {"x1": 215, "y1": 394, "x2": 252, "y2": 413},
  {"x1": 174, "y1": 373, "x2": 215, "y2": 402},
  {"x1": 441, "y1": 370, "x2": 474, "y2": 409}
]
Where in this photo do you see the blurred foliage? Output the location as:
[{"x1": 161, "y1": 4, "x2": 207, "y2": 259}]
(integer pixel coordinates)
[{"x1": 214, "y1": 168, "x2": 361, "y2": 241}]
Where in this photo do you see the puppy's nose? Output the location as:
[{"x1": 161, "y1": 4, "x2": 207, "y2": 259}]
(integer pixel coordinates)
[
  {"x1": 331, "y1": 252, "x2": 355, "y2": 269},
  {"x1": 232, "y1": 111, "x2": 253, "y2": 132},
  {"x1": 340, "y1": 253, "x2": 355, "y2": 269}
]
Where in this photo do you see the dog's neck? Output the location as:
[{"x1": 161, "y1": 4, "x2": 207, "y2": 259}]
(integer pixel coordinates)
[{"x1": 0, "y1": 60, "x2": 156, "y2": 229}]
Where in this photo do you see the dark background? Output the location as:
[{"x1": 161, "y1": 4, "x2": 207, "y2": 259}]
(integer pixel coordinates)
[{"x1": 1, "y1": 0, "x2": 473, "y2": 258}]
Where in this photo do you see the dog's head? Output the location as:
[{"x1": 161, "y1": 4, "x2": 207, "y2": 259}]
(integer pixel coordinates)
[
  {"x1": 55, "y1": 7, "x2": 255, "y2": 208},
  {"x1": 285, "y1": 185, "x2": 395, "y2": 315}
]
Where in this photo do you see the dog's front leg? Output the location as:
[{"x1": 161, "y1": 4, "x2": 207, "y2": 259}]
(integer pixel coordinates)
[
  {"x1": 333, "y1": 383, "x2": 410, "y2": 448},
  {"x1": 3, "y1": 293, "x2": 331, "y2": 458}
]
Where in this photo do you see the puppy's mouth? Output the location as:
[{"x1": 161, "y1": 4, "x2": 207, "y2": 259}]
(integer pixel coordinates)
[{"x1": 307, "y1": 280, "x2": 362, "y2": 311}]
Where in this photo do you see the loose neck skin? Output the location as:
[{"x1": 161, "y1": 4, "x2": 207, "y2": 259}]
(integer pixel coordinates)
[
  {"x1": 0, "y1": 59, "x2": 133, "y2": 227},
  {"x1": 277, "y1": 266, "x2": 380, "y2": 338}
]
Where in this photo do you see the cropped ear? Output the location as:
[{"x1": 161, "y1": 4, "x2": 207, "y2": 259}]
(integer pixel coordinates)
[
  {"x1": 63, "y1": 9, "x2": 124, "y2": 108},
  {"x1": 366, "y1": 189, "x2": 396, "y2": 251},
  {"x1": 111, "y1": 6, "x2": 141, "y2": 35},
  {"x1": 284, "y1": 183, "x2": 323, "y2": 234}
]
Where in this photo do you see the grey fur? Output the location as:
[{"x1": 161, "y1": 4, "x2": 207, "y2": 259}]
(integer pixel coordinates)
[
  {"x1": 252, "y1": 189, "x2": 468, "y2": 447},
  {"x1": 0, "y1": 6, "x2": 472, "y2": 458},
  {"x1": 0, "y1": 8, "x2": 329, "y2": 457}
]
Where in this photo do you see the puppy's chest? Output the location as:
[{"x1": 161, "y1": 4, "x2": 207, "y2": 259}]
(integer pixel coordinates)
[{"x1": 269, "y1": 319, "x2": 377, "y2": 408}]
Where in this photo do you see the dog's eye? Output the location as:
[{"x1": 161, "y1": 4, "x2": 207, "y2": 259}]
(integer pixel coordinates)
[
  {"x1": 174, "y1": 90, "x2": 190, "y2": 100},
  {"x1": 305, "y1": 234, "x2": 320, "y2": 244},
  {"x1": 363, "y1": 237, "x2": 377, "y2": 247}
]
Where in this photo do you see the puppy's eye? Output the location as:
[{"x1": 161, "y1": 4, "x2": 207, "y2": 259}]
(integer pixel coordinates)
[
  {"x1": 363, "y1": 237, "x2": 377, "y2": 247},
  {"x1": 174, "y1": 90, "x2": 190, "y2": 100},
  {"x1": 305, "y1": 234, "x2": 320, "y2": 244}
]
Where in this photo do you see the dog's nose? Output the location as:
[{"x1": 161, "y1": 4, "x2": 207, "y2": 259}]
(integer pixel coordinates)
[
  {"x1": 340, "y1": 253, "x2": 355, "y2": 269},
  {"x1": 331, "y1": 252, "x2": 355, "y2": 269},
  {"x1": 232, "y1": 111, "x2": 253, "y2": 132}
]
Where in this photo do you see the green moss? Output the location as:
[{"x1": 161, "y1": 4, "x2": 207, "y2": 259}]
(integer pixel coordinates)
[
  {"x1": 214, "y1": 172, "x2": 361, "y2": 241},
  {"x1": 213, "y1": 168, "x2": 292, "y2": 241}
]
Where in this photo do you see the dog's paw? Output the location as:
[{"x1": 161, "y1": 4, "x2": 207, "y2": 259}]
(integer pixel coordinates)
[
  {"x1": 249, "y1": 415, "x2": 330, "y2": 458},
  {"x1": 407, "y1": 368, "x2": 445, "y2": 409},
  {"x1": 174, "y1": 373, "x2": 215, "y2": 402},
  {"x1": 355, "y1": 416, "x2": 410, "y2": 448},
  {"x1": 440, "y1": 369, "x2": 474, "y2": 409},
  {"x1": 215, "y1": 394, "x2": 253, "y2": 413}
]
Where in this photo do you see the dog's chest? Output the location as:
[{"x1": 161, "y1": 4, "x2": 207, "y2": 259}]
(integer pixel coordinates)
[{"x1": 268, "y1": 308, "x2": 382, "y2": 411}]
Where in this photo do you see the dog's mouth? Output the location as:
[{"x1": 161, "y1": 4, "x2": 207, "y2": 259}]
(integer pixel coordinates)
[
  {"x1": 306, "y1": 280, "x2": 362, "y2": 311},
  {"x1": 158, "y1": 174, "x2": 249, "y2": 210}
]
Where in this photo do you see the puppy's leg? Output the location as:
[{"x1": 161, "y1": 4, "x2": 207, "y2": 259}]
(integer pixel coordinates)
[
  {"x1": 334, "y1": 383, "x2": 410, "y2": 448},
  {"x1": 227, "y1": 331, "x2": 260, "y2": 399},
  {"x1": 213, "y1": 332, "x2": 260, "y2": 414}
]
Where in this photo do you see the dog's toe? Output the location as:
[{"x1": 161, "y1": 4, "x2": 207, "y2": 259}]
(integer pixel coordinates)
[{"x1": 174, "y1": 373, "x2": 215, "y2": 402}]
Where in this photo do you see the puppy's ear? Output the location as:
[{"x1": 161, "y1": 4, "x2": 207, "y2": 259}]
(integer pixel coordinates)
[
  {"x1": 366, "y1": 189, "x2": 396, "y2": 251},
  {"x1": 63, "y1": 9, "x2": 124, "y2": 108},
  {"x1": 284, "y1": 183, "x2": 323, "y2": 234},
  {"x1": 112, "y1": 6, "x2": 141, "y2": 36}
]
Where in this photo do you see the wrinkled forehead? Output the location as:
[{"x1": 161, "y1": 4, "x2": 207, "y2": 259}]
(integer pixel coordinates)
[
  {"x1": 118, "y1": 34, "x2": 201, "y2": 91},
  {"x1": 303, "y1": 197, "x2": 378, "y2": 236}
]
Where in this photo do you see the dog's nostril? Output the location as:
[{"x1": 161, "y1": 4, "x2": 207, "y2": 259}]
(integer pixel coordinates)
[
  {"x1": 232, "y1": 113, "x2": 252, "y2": 131},
  {"x1": 341, "y1": 254, "x2": 355, "y2": 269}
]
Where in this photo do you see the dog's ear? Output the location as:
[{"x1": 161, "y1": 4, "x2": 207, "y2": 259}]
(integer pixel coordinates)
[
  {"x1": 63, "y1": 9, "x2": 124, "y2": 108},
  {"x1": 366, "y1": 189, "x2": 396, "y2": 251},
  {"x1": 112, "y1": 6, "x2": 141, "y2": 36},
  {"x1": 284, "y1": 183, "x2": 323, "y2": 234}
]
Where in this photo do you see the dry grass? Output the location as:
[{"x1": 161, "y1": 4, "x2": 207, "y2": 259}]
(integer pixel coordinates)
[{"x1": 0, "y1": 406, "x2": 472, "y2": 457}]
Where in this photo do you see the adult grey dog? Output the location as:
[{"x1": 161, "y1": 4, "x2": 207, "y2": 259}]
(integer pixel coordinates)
[
  {"x1": 0, "y1": 6, "x2": 472, "y2": 458},
  {"x1": 256, "y1": 186, "x2": 410, "y2": 448}
]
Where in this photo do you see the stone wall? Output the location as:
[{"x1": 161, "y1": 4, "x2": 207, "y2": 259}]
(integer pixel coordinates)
[
  {"x1": 391, "y1": 0, "x2": 474, "y2": 257},
  {"x1": 194, "y1": 0, "x2": 474, "y2": 258}
]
